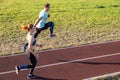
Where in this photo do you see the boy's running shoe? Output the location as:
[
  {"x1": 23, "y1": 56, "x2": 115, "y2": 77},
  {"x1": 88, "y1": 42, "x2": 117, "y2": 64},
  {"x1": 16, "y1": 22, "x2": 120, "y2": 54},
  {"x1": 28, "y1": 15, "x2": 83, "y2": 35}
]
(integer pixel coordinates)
[{"x1": 50, "y1": 34, "x2": 56, "y2": 38}]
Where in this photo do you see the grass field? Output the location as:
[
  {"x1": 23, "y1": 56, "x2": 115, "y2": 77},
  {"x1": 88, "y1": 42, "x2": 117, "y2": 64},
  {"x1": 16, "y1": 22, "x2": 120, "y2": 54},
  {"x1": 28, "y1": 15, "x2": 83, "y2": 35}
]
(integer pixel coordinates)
[
  {"x1": 0, "y1": 0, "x2": 120, "y2": 55},
  {"x1": 95, "y1": 74, "x2": 120, "y2": 80}
]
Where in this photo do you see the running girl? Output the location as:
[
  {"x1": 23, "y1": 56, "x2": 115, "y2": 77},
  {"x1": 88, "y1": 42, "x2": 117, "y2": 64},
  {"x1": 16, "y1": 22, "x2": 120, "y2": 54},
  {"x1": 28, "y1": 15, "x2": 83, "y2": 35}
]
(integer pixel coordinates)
[{"x1": 15, "y1": 24, "x2": 37, "y2": 79}]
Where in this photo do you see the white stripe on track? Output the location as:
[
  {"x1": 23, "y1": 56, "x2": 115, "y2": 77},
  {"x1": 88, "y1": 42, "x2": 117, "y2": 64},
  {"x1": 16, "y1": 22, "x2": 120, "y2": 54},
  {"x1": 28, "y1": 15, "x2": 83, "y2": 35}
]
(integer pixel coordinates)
[
  {"x1": 0, "y1": 52, "x2": 120, "y2": 75},
  {"x1": 0, "y1": 40, "x2": 120, "y2": 58}
]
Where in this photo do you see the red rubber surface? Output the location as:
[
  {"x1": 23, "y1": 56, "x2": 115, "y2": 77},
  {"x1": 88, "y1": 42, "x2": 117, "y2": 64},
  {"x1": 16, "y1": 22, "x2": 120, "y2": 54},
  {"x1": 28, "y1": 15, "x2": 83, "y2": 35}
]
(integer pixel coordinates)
[{"x1": 0, "y1": 41, "x2": 120, "y2": 80}]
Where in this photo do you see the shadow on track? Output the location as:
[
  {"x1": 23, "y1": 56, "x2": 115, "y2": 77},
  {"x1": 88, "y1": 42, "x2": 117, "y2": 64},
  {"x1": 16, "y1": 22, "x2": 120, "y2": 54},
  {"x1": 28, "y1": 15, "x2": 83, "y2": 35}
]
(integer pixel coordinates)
[
  {"x1": 57, "y1": 60, "x2": 120, "y2": 65},
  {"x1": 30, "y1": 75, "x2": 67, "y2": 80}
]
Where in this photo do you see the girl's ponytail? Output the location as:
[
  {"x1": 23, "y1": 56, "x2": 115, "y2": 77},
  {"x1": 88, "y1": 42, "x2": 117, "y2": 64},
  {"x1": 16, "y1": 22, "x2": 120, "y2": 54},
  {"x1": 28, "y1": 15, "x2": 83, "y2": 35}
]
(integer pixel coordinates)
[
  {"x1": 21, "y1": 24, "x2": 33, "y2": 32},
  {"x1": 21, "y1": 25, "x2": 28, "y2": 32}
]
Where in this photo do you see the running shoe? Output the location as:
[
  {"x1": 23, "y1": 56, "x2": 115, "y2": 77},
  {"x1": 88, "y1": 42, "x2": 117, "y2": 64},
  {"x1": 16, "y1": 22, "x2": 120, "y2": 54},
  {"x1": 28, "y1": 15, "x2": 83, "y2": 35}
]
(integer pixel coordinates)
[
  {"x1": 27, "y1": 74, "x2": 36, "y2": 79},
  {"x1": 15, "y1": 66, "x2": 20, "y2": 75},
  {"x1": 50, "y1": 34, "x2": 56, "y2": 38},
  {"x1": 23, "y1": 45, "x2": 27, "y2": 52}
]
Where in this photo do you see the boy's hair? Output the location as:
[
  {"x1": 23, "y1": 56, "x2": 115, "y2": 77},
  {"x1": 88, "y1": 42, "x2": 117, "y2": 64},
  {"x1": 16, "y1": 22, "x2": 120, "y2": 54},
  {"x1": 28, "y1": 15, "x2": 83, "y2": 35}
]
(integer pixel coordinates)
[{"x1": 44, "y1": 3, "x2": 50, "y2": 8}]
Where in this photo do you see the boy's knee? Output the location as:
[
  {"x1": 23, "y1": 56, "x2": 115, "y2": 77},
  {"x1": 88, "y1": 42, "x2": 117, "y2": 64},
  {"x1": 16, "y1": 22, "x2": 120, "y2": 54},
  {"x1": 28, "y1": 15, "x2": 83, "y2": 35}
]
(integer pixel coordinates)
[
  {"x1": 32, "y1": 39, "x2": 36, "y2": 46},
  {"x1": 49, "y1": 22, "x2": 54, "y2": 26}
]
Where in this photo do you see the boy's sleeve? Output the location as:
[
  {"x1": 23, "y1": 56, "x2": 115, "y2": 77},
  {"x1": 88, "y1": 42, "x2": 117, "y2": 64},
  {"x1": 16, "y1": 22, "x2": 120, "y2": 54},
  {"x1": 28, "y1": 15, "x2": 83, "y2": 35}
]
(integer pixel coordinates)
[{"x1": 39, "y1": 11, "x2": 44, "y2": 18}]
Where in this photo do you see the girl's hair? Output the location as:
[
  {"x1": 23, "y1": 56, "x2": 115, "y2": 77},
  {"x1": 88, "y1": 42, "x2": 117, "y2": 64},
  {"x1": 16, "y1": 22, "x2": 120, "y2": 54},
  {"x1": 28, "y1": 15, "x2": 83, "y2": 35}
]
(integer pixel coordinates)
[
  {"x1": 27, "y1": 24, "x2": 33, "y2": 31},
  {"x1": 21, "y1": 24, "x2": 33, "y2": 32}
]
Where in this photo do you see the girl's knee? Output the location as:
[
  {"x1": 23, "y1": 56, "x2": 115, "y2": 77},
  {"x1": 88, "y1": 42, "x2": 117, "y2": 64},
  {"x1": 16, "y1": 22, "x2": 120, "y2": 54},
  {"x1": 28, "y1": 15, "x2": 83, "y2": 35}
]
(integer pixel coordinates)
[
  {"x1": 33, "y1": 59, "x2": 37, "y2": 66},
  {"x1": 33, "y1": 62, "x2": 37, "y2": 67}
]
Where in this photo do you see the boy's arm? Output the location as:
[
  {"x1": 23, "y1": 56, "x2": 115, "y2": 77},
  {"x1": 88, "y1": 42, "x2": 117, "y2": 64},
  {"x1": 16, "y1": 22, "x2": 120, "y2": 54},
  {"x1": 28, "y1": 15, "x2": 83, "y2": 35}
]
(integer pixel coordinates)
[
  {"x1": 34, "y1": 17, "x2": 42, "y2": 27},
  {"x1": 48, "y1": 14, "x2": 50, "y2": 18}
]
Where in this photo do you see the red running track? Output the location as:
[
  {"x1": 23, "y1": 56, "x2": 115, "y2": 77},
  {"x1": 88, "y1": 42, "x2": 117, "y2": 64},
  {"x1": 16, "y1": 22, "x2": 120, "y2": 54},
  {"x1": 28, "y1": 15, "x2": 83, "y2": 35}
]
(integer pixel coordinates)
[{"x1": 0, "y1": 41, "x2": 120, "y2": 80}]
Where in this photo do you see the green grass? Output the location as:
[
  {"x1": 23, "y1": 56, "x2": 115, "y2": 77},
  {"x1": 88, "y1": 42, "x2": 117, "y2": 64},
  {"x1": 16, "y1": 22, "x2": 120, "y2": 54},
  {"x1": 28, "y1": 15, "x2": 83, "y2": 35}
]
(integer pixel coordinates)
[
  {"x1": 95, "y1": 74, "x2": 120, "y2": 80},
  {"x1": 0, "y1": 0, "x2": 120, "y2": 55}
]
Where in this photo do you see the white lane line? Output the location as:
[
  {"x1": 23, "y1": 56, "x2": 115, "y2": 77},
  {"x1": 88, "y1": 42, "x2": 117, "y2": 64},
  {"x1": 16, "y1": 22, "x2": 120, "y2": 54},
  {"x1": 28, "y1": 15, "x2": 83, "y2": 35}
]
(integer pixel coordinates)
[
  {"x1": 0, "y1": 52, "x2": 120, "y2": 75},
  {"x1": 83, "y1": 71, "x2": 120, "y2": 80},
  {"x1": 0, "y1": 70, "x2": 15, "y2": 75},
  {"x1": 0, "y1": 40, "x2": 120, "y2": 58}
]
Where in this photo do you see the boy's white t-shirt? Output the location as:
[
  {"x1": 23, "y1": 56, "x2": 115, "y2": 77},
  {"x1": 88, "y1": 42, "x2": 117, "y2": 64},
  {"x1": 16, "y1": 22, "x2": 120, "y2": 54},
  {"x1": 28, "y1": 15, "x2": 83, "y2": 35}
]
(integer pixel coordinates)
[{"x1": 36, "y1": 9, "x2": 48, "y2": 28}]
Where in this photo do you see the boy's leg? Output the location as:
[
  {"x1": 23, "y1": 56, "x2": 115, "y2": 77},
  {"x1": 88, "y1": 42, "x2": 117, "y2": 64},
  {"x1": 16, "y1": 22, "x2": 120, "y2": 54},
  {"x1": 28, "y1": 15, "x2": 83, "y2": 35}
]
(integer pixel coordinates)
[
  {"x1": 23, "y1": 42, "x2": 28, "y2": 52},
  {"x1": 41, "y1": 22, "x2": 56, "y2": 38},
  {"x1": 34, "y1": 21, "x2": 55, "y2": 38},
  {"x1": 32, "y1": 39, "x2": 36, "y2": 46},
  {"x1": 34, "y1": 28, "x2": 42, "y2": 38},
  {"x1": 49, "y1": 22, "x2": 54, "y2": 34},
  {"x1": 23, "y1": 39, "x2": 36, "y2": 52},
  {"x1": 41, "y1": 22, "x2": 54, "y2": 34}
]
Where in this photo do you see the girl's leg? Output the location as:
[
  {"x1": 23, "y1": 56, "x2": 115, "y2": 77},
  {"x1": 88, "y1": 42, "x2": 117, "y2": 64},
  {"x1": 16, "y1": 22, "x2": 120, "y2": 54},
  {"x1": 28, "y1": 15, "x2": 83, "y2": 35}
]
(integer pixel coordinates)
[
  {"x1": 15, "y1": 64, "x2": 33, "y2": 74},
  {"x1": 19, "y1": 64, "x2": 33, "y2": 69},
  {"x1": 15, "y1": 52, "x2": 37, "y2": 75},
  {"x1": 29, "y1": 52, "x2": 37, "y2": 75}
]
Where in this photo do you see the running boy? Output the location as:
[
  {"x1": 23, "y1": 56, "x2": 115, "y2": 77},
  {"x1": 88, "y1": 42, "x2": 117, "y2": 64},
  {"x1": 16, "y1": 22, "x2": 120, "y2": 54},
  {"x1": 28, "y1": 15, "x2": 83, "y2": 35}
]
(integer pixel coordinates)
[{"x1": 23, "y1": 3, "x2": 56, "y2": 52}]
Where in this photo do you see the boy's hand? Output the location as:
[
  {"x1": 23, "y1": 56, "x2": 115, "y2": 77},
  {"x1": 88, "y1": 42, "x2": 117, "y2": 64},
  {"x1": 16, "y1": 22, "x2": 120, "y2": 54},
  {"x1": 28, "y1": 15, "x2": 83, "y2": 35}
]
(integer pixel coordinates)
[{"x1": 48, "y1": 14, "x2": 50, "y2": 18}]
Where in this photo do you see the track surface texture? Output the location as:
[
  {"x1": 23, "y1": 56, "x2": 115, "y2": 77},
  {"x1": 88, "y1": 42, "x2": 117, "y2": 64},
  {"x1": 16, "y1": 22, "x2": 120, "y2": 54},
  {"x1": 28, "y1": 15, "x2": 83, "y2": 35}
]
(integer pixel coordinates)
[{"x1": 0, "y1": 41, "x2": 120, "y2": 80}]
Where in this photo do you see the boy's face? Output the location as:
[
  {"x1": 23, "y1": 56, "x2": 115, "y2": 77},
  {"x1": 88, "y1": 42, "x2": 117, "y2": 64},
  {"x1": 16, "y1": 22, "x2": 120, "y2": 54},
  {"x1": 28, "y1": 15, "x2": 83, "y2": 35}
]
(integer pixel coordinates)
[{"x1": 45, "y1": 6, "x2": 50, "y2": 11}]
